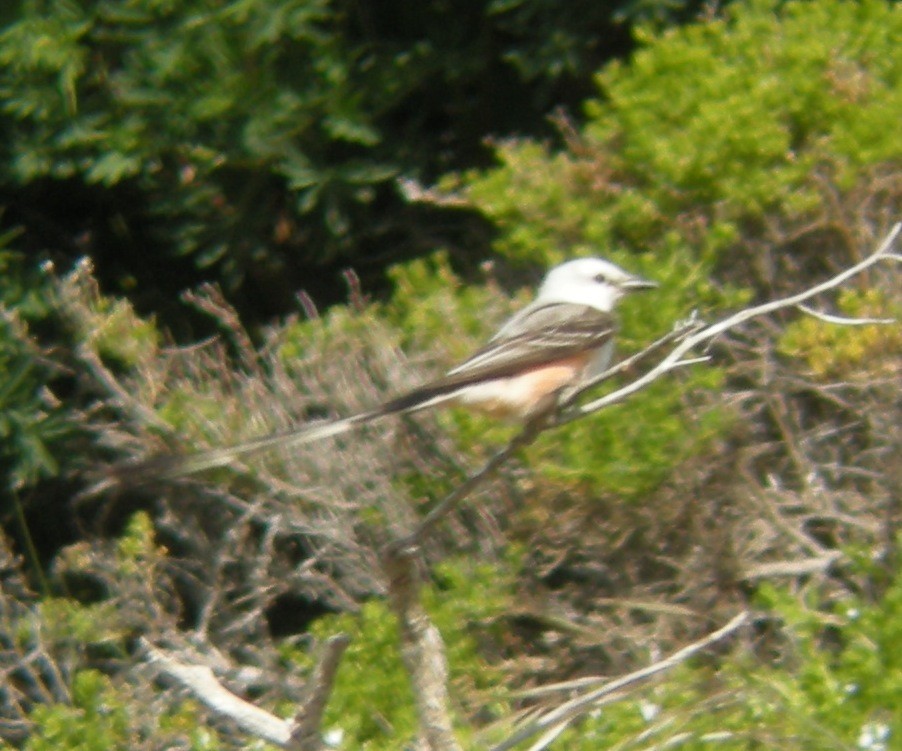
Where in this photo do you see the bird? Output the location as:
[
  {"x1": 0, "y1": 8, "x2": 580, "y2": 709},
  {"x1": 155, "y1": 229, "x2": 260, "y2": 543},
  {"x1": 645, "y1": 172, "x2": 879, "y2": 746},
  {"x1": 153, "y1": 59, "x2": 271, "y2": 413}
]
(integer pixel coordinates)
[{"x1": 126, "y1": 257, "x2": 656, "y2": 480}]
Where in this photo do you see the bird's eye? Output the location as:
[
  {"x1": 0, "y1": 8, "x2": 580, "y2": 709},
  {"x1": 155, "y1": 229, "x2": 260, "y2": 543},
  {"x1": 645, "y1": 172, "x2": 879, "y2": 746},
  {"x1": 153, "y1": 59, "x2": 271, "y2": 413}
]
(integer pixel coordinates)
[{"x1": 593, "y1": 273, "x2": 607, "y2": 284}]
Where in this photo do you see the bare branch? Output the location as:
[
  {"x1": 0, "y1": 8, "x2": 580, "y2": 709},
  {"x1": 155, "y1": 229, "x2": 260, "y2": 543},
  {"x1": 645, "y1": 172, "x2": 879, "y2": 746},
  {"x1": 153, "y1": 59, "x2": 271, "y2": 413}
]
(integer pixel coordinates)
[
  {"x1": 742, "y1": 553, "x2": 842, "y2": 580},
  {"x1": 567, "y1": 221, "x2": 900, "y2": 420},
  {"x1": 383, "y1": 546, "x2": 462, "y2": 751},
  {"x1": 489, "y1": 612, "x2": 749, "y2": 751},
  {"x1": 796, "y1": 303, "x2": 895, "y2": 326},
  {"x1": 560, "y1": 314, "x2": 707, "y2": 406},
  {"x1": 142, "y1": 635, "x2": 349, "y2": 750},
  {"x1": 142, "y1": 639, "x2": 295, "y2": 747}
]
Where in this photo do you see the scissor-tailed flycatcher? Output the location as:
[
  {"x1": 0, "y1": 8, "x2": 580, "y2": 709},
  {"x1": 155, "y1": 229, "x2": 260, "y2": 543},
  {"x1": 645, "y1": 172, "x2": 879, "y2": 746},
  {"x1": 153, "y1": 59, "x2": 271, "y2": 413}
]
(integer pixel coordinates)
[{"x1": 137, "y1": 258, "x2": 655, "y2": 479}]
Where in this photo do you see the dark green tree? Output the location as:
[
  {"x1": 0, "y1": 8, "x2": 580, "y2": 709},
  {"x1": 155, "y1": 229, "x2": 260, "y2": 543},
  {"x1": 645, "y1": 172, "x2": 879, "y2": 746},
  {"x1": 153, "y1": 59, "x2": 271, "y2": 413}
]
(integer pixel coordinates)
[{"x1": 0, "y1": 0, "x2": 708, "y2": 328}]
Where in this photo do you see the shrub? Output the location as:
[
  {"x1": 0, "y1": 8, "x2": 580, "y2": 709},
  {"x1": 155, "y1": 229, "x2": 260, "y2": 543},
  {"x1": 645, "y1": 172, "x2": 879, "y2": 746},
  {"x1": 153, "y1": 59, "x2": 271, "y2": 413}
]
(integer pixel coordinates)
[
  {"x1": 462, "y1": 0, "x2": 901, "y2": 266},
  {"x1": 0, "y1": 0, "x2": 710, "y2": 326},
  {"x1": 0, "y1": 242, "x2": 73, "y2": 490}
]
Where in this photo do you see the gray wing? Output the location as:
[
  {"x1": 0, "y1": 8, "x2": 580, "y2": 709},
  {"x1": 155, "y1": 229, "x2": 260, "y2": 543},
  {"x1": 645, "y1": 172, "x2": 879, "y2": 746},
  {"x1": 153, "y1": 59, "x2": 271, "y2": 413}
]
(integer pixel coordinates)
[
  {"x1": 377, "y1": 303, "x2": 616, "y2": 414},
  {"x1": 447, "y1": 302, "x2": 616, "y2": 378}
]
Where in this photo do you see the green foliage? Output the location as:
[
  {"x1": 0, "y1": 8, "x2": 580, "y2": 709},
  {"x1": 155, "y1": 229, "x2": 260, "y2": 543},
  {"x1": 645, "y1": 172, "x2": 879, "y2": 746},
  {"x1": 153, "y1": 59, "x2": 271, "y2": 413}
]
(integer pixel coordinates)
[
  {"x1": 465, "y1": 0, "x2": 900, "y2": 262},
  {"x1": 778, "y1": 288, "x2": 902, "y2": 378},
  {"x1": 114, "y1": 510, "x2": 164, "y2": 577},
  {"x1": 27, "y1": 597, "x2": 124, "y2": 652},
  {"x1": 0, "y1": 0, "x2": 403, "y2": 297},
  {"x1": 384, "y1": 252, "x2": 520, "y2": 360},
  {"x1": 302, "y1": 600, "x2": 418, "y2": 748},
  {"x1": 0, "y1": 0, "x2": 708, "y2": 322},
  {"x1": 745, "y1": 573, "x2": 902, "y2": 745},
  {"x1": 0, "y1": 254, "x2": 169, "y2": 488},
  {"x1": 1, "y1": 234, "x2": 157, "y2": 494},
  {"x1": 0, "y1": 242, "x2": 72, "y2": 490},
  {"x1": 24, "y1": 670, "x2": 236, "y2": 751},
  {"x1": 425, "y1": 557, "x2": 515, "y2": 696},
  {"x1": 589, "y1": 0, "x2": 901, "y2": 217},
  {"x1": 24, "y1": 671, "x2": 132, "y2": 751},
  {"x1": 282, "y1": 557, "x2": 513, "y2": 749}
]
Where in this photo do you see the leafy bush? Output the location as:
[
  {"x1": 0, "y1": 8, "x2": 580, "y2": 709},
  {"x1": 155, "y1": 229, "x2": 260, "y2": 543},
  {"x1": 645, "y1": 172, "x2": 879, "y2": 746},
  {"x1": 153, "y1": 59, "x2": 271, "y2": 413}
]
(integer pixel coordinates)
[
  {"x1": 24, "y1": 670, "x2": 133, "y2": 751},
  {"x1": 24, "y1": 669, "x2": 235, "y2": 751},
  {"x1": 462, "y1": 0, "x2": 900, "y2": 266},
  {"x1": 0, "y1": 241, "x2": 73, "y2": 490},
  {"x1": 0, "y1": 0, "x2": 712, "y2": 327},
  {"x1": 0, "y1": 0, "x2": 403, "y2": 308}
]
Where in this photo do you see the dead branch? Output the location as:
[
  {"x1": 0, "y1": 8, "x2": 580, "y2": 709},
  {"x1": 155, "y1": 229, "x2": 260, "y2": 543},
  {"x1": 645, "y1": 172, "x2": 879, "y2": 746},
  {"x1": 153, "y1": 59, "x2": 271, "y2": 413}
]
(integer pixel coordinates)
[
  {"x1": 383, "y1": 544, "x2": 462, "y2": 751},
  {"x1": 141, "y1": 634, "x2": 349, "y2": 750},
  {"x1": 489, "y1": 612, "x2": 749, "y2": 751},
  {"x1": 142, "y1": 639, "x2": 294, "y2": 746}
]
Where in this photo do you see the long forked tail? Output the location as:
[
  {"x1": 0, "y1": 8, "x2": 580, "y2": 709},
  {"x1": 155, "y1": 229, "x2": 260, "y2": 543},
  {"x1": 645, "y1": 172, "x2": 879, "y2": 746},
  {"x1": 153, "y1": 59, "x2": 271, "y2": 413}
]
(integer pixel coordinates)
[
  {"x1": 118, "y1": 410, "x2": 382, "y2": 484},
  {"x1": 113, "y1": 380, "x2": 466, "y2": 485}
]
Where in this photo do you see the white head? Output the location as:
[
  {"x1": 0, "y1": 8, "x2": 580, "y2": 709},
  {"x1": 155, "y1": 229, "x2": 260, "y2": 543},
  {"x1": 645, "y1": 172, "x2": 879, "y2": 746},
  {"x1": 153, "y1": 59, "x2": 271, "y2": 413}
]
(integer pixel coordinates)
[{"x1": 535, "y1": 257, "x2": 657, "y2": 312}]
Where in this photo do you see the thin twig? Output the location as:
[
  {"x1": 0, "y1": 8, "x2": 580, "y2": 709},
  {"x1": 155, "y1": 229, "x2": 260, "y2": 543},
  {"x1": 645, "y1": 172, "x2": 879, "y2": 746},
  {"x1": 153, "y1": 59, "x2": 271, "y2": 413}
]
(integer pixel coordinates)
[
  {"x1": 742, "y1": 553, "x2": 842, "y2": 580},
  {"x1": 490, "y1": 612, "x2": 749, "y2": 751},
  {"x1": 796, "y1": 303, "x2": 895, "y2": 326},
  {"x1": 559, "y1": 315, "x2": 706, "y2": 411},
  {"x1": 76, "y1": 344, "x2": 173, "y2": 433},
  {"x1": 402, "y1": 420, "x2": 542, "y2": 546}
]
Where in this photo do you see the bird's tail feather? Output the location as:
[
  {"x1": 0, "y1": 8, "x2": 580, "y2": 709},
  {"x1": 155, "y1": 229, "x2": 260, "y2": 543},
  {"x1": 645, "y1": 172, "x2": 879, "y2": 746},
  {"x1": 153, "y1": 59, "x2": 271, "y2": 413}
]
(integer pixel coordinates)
[
  {"x1": 117, "y1": 409, "x2": 381, "y2": 484},
  {"x1": 110, "y1": 383, "x2": 465, "y2": 486}
]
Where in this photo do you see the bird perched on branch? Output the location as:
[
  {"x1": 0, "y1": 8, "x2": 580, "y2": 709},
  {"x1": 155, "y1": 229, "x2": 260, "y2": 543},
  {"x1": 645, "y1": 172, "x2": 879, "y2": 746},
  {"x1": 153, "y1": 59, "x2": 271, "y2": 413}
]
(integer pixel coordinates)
[{"x1": 121, "y1": 257, "x2": 656, "y2": 481}]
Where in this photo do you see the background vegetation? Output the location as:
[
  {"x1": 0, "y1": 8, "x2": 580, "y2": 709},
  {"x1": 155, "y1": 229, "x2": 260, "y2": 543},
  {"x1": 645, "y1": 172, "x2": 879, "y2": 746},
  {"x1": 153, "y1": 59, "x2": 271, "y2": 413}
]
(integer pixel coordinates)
[{"x1": 1, "y1": 0, "x2": 899, "y2": 749}]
